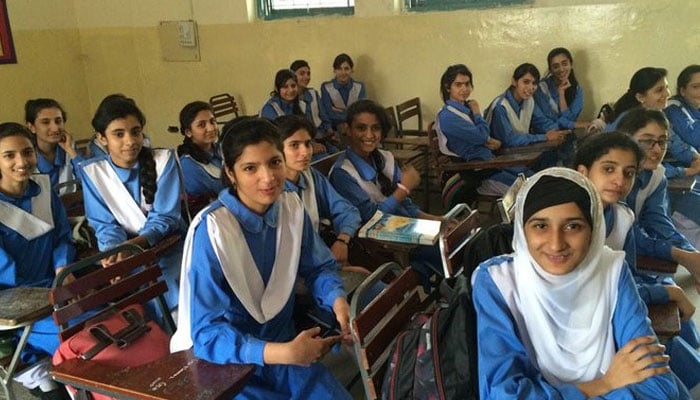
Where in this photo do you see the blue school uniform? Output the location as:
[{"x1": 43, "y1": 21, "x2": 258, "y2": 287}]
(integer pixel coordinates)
[
  {"x1": 178, "y1": 144, "x2": 224, "y2": 199},
  {"x1": 533, "y1": 76, "x2": 584, "y2": 130},
  {"x1": 174, "y1": 190, "x2": 351, "y2": 399},
  {"x1": 285, "y1": 167, "x2": 361, "y2": 237},
  {"x1": 666, "y1": 96, "x2": 700, "y2": 150},
  {"x1": 36, "y1": 146, "x2": 84, "y2": 190},
  {"x1": 473, "y1": 257, "x2": 687, "y2": 399},
  {"x1": 436, "y1": 100, "x2": 520, "y2": 187},
  {"x1": 79, "y1": 150, "x2": 185, "y2": 309},
  {"x1": 320, "y1": 78, "x2": 366, "y2": 128},
  {"x1": 259, "y1": 96, "x2": 302, "y2": 121},
  {"x1": 0, "y1": 175, "x2": 75, "y2": 362},
  {"x1": 300, "y1": 88, "x2": 332, "y2": 134},
  {"x1": 488, "y1": 90, "x2": 558, "y2": 147}
]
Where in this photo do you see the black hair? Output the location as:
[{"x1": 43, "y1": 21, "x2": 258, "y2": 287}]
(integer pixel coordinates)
[
  {"x1": 574, "y1": 131, "x2": 643, "y2": 170},
  {"x1": 513, "y1": 63, "x2": 541, "y2": 83},
  {"x1": 24, "y1": 98, "x2": 67, "y2": 124},
  {"x1": 677, "y1": 65, "x2": 700, "y2": 96},
  {"x1": 440, "y1": 64, "x2": 473, "y2": 103},
  {"x1": 290, "y1": 59, "x2": 309, "y2": 72},
  {"x1": 612, "y1": 67, "x2": 667, "y2": 118},
  {"x1": 617, "y1": 108, "x2": 669, "y2": 137},
  {"x1": 271, "y1": 69, "x2": 303, "y2": 116},
  {"x1": 333, "y1": 53, "x2": 354, "y2": 70},
  {"x1": 0, "y1": 123, "x2": 36, "y2": 179},
  {"x1": 275, "y1": 115, "x2": 317, "y2": 141},
  {"x1": 346, "y1": 99, "x2": 394, "y2": 196},
  {"x1": 546, "y1": 47, "x2": 579, "y2": 107},
  {"x1": 177, "y1": 101, "x2": 215, "y2": 164},
  {"x1": 91, "y1": 98, "x2": 157, "y2": 205},
  {"x1": 220, "y1": 118, "x2": 283, "y2": 190}
]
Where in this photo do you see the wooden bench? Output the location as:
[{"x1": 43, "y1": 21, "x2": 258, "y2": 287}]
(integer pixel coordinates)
[
  {"x1": 637, "y1": 255, "x2": 678, "y2": 275},
  {"x1": 648, "y1": 302, "x2": 681, "y2": 342}
]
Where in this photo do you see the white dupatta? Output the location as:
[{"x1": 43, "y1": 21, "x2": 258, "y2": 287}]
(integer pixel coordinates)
[
  {"x1": 0, "y1": 175, "x2": 54, "y2": 240},
  {"x1": 338, "y1": 149, "x2": 396, "y2": 204}
]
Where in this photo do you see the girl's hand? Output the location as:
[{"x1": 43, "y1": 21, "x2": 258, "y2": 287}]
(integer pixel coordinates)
[
  {"x1": 400, "y1": 165, "x2": 421, "y2": 192},
  {"x1": 485, "y1": 137, "x2": 501, "y2": 151},
  {"x1": 285, "y1": 327, "x2": 342, "y2": 366},
  {"x1": 558, "y1": 79, "x2": 572, "y2": 92},
  {"x1": 467, "y1": 99, "x2": 481, "y2": 116},
  {"x1": 601, "y1": 336, "x2": 669, "y2": 391},
  {"x1": 330, "y1": 239, "x2": 349, "y2": 266},
  {"x1": 311, "y1": 141, "x2": 327, "y2": 154},
  {"x1": 333, "y1": 297, "x2": 353, "y2": 346},
  {"x1": 57, "y1": 130, "x2": 79, "y2": 158},
  {"x1": 545, "y1": 129, "x2": 568, "y2": 145},
  {"x1": 666, "y1": 285, "x2": 696, "y2": 321}
]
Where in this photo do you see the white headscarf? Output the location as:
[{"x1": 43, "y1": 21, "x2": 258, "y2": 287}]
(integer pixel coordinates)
[{"x1": 491, "y1": 167, "x2": 626, "y2": 385}]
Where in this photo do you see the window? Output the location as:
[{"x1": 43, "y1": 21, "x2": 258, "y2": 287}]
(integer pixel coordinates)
[
  {"x1": 259, "y1": 0, "x2": 355, "y2": 20},
  {"x1": 405, "y1": 0, "x2": 526, "y2": 12}
]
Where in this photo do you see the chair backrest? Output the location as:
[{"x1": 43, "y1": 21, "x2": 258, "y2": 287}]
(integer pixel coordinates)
[
  {"x1": 75, "y1": 139, "x2": 91, "y2": 157},
  {"x1": 396, "y1": 97, "x2": 423, "y2": 133},
  {"x1": 50, "y1": 244, "x2": 175, "y2": 342},
  {"x1": 350, "y1": 262, "x2": 436, "y2": 400},
  {"x1": 310, "y1": 151, "x2": 343, "y2": 177},
  {"x1": 57, "y1": 181, "x2": 84, "y2": 218},
  {"x1": 384, "y1": 106, "x2": 399, "y2": 137},
  {"x1": 496, "y1": 173, "x2": 527, "y2": 223},
  {"x1": 438, "y1": 204, "x2": 481, "y2": 278},
  {"x1": 427, "y1": 121, "x2": 444, "y2": 171},
  {"x1": 209, "y1": 93, "x2": 240, "y2": 123}
]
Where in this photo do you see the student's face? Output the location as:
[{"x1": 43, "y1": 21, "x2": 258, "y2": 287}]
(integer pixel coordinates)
[
  {"x1": 524, "y1": 201, "x2": 592, "y2": 276},
  {"x1": 448, "y1": 74, "x2": 473, "y2": 103},
  {"x1": 512, "y1": 73, "x2": 538, "y2": 102},
  {"x1": 186, "y1": 110, "x2": 218, "y2": 150},
  {"x1": 98, "y1": 115, "x2": 144, "y2": 169},
  {"x1": 577, "y1": 149, "x2": 637, "y2": 206},
  {"x1": 283, "y1": 129, "x2": 313, "y2": 173},
  {"x1": 225, "y1": 141, "x2": 285, "y2": 215},
  {"x1": 680, "y1": 72, "x2": 700, "y2": 108},
  {"x1": 549, "y1": 54, "x2": 572, "y2": 84},
  {"x1": 27, "y1": 107, "x2": 65, "y2": 146},
  {"x1": 0, "y1": 135, "x2": 36, "y2": 185},
  {"x1": 632, "y1": 122, "x2": 668, "y2": 170},
  {"x1": 295, "y1": 66, "x2": 311, "y2": 89},
  {"x1": 348, "y1": 112, "x2": 382, "y2": 159},
  {"x1": 334, "y1": 62, "x2": 353, "y2": 84},
  {"x1": 636, "y1": 78, "x2": 670, "y2": 110},
  {"x1": 279, "y1": 79, "x2": 299, "y2": 103}
]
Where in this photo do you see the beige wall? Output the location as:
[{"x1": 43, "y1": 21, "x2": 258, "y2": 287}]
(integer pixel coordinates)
[{"x1": 2, "y1": 0, "x2": 698, "y2": 147}]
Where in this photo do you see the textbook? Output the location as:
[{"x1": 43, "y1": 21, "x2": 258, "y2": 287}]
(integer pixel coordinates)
[{"x1": 358, "y1": 211, "x2": 441, "y2": 245}]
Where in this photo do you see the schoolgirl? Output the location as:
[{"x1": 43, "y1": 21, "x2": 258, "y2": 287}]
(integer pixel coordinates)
[
  {"x1": 0, "y1": 122, "x2": 73, "y2": 399},
  {"x1": 87, "y1": 94, "x2": 152, "y2": 158},
  {"x1": 473, "y1": 167, "x2": 688, "y2": 399},
  {"x1": 170, "y1": 118, "x2": 352, "y2": 399},
  {"x1": 486, "y1": 63, "x2": 568, "y2": 152},
  {"x1": 435, "y1": 64, "x2": 519, "y2": 197},
  {"x1": 176, "y1": 101, "x2": 224, "y2": 201},
  {"x1": 320, "y1": 53, "x2": 367, "y2": 131},
  {"x1": 79, "y1": 97, "x2": 184, "y2": 310},
  {"x1": 259, "y1": 69, "x2": 306, "y2": 121},
  {"x1": 24, "y1": 99, "x2": 84, "y2": 192},
  {"x1": 290, "y1": 60, "x2": 333, "y2": 137},
  {"x1": 608, "y1": 67, "x2": 671, "y2": 132}
]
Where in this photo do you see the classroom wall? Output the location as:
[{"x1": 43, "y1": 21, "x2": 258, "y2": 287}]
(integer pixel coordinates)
[{"x1": 2, "y1": 0, "x2": 698, "y2": 148}]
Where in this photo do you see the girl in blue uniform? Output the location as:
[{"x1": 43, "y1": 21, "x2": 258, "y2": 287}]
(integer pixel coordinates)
[
  {"x1": 329, "y1": 99, "x2": 445, "y2": 278},
  {"x1": 575, "y1": 133, "x2": 700, "y2": 394},
  {"x1": 608, "y1": 67, "x2": 671, "y2": 131},
  {"x1": 665, "y1": 65, "x2": 700, "y2": 249},
  {"x1": 176, "y1": 101, "x2": 224, "y2": 203},
  {"x1": 473, "y1": 167, "x2": 688, "y2": 399},
  {"x1": 79, "y1": 98, "x2": 184, "y2": 310},
  {"x1": 616, "y1": 108, "x2": 700, "y2": 295},
  {"x1": 24, "y1": 99, "x2": 84, "y2": 192},
  {"x1": 290, "y1": 60, "x2": 335, "y2": 143},
  {"x1": 87, "y1": 94, "x2": 152, "y2": 158},
  {"x1": 0, "y1": 123, "x2": 73, "y2": 399},
  {"x1": 170, "y1": 118, "x2": 352, "y2": 399},
  {"x1": 320, "y1": 53, "x2": 367, "y2": 132},
  {"x1": 435, "y1": 64, "x2": 519, "y2": 199}
]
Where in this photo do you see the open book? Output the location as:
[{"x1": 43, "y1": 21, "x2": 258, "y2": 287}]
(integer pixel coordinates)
[{"x1": 358, "y1": 210, "x2": 441, "y2": 245}]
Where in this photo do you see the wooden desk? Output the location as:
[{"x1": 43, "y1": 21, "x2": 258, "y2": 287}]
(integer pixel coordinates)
[
  {"x1": 0, "y1": 287, "x2": 52, "y2": 400},
  {"x1": 496, "y1": 141, "x2": 557, "y2": 155},
  {"x1": 668, "y1": 176, "x2": 696, "y2": 193},
  {"x1": 648, "y1": 302, "x2": 681, "y2": 341},
  {"x1": 637, "y1": 256, "x2": 678, "y2": 275},
  {"x1": 383, "y1": 136, "x2": 429, "y2": 148},
  {"x1": 51, "y1": 349, "x2": 255, "y2": 400},
  {"x1": 438, "y1": 151, "x2": 543, "y2": 172}
]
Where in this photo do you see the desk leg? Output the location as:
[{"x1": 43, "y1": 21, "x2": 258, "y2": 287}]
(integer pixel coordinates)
[{"x1": 1, "y1": 324, "x2": 33, "y2": 400}]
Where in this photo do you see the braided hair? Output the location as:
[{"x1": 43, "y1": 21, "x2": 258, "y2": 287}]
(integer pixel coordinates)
[{"x1": 92, "y1": 96, "x2": 157, "y2": 205}]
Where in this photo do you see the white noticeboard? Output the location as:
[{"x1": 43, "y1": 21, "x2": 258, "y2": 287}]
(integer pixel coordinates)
[{"x1": 158, "y1": 20, "x2": 200, "y2": 62}]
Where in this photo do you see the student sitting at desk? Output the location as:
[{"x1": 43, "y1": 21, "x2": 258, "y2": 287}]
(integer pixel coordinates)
[
  {"x1": 176, "y1": 101, "x2": 224, "y2": 202},
  {"x1": 575, "y1": 132, "x2": 700, "y2": 395},
  {"x1": 290, "y1": 59, "x2": 338, "y2": 150},
  {"x1": 0, "y1": 122, "x2": 73, "y2": 399},
  {"x1": 486, "y1": 63, "x2": 568, "y2": 169},
  {"x1": 329, "y1": 99, "x2": 445, "y2": 278},
  {"x1": 473, "y1": 167, "x2": 688, "y2": 399},
  {"x1": 79, "y1": 97, "x2": 184, "y2": 311},
  {"x1": 170, "y1": 118, "x2": 352, "y2": 399},
  {"x1": 321, "y1": 53, "x2": 367, "y2": 133},
  {"x1": 87, "y1": 94, "x2": 152, "y2": 159},
  {"x1": 24, "y1": 99, "x2": 84, "y2": 193},
  {"x1": 435, "y1": 64, "x2": 520, "y2": 198}
]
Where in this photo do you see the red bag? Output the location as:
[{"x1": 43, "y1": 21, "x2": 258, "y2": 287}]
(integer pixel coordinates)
[{"x1": 52, "y1": 304, "x2": 170, "y2": 400}]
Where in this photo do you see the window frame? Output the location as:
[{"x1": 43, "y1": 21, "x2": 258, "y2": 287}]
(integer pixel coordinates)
[
  {"x1": 258, "y1": 0, "x2": 355, "y2": 20},
  {"x1": 404, "y1": 0, "x2": 527, "y2": 12}
]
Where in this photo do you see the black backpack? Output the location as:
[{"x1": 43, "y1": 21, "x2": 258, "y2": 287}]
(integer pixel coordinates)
[{"x1": 381, "y1": 274, "x2": 478, "y2": 400}]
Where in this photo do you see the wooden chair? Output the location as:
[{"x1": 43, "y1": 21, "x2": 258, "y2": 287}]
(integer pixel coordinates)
[
  {"x1": 395, "y1": 97, "x2": 425, "y2": 137},
  {"x1": 437, "y1": 204, "x2": 480, "y2": 277},
  {"x1": 209, "y1": 93, "x2": 240, "y2": 125},
  {"x1": 49, "y1": 244, "x2": 254, "y2": 399},
  {"x1": 309, "y1": 151, "x2": 344, "y2": 177},
  {"x1": 637, "y1": 255, "x2": 679, "y2": 276}
]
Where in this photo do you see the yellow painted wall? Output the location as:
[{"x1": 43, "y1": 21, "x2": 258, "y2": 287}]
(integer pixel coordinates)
[{"x1": 2, "y1": 0, "x2": 698, "y2": 147}]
